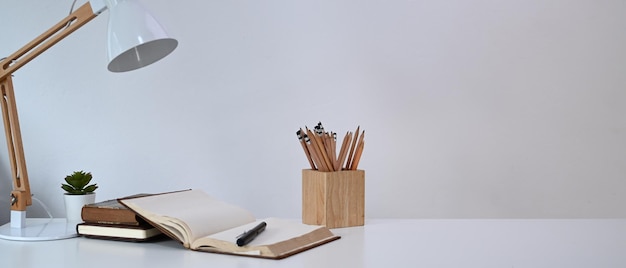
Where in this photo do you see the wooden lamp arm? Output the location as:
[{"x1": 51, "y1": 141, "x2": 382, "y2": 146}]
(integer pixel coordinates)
[
  {"x1": 0, "y1": 1, "x2": 104, "y2": 212},
  {"x1": 1, "y1": 2, "x2": 103, "y2": 80},
  {"x1": 0, "y1": 76, "x2": 30, "y2": 211}
]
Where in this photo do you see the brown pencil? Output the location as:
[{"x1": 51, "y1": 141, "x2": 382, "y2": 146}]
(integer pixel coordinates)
[
  {"x1": 345, "y1": 126, "x2": 360, "y2": 170},
  {"x1": 297, "y1": 129, "x2": 316, "y2": 169},
  {"x1": 336, "y1": 131, "x2": 352, "y2": 170},
  {"x1": 330, "y1": 132, "x2": 341, "y2": 171},
  {"x1": 350, "y1": 131, "x2": 365, "y2": 170},
  {"x1": 324, "y1": 133, "x2": 336, "y2": 170},
  {"x1": 304, "y1": 134, "x2": 326, "y2": 171}
]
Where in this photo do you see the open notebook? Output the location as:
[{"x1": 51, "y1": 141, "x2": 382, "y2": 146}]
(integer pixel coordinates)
[{"x1": 119, "y1": 189, "x2": 339, "y2": 259}]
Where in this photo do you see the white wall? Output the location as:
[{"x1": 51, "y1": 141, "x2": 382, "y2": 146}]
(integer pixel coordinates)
[{"x1": 1, "y1": 0, "x2": 625, "y2": 223}]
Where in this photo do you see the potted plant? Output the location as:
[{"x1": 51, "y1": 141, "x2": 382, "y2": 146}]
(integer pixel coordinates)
[{"x1": 61, "y1": 170, "x2": 98, "y2": 221}]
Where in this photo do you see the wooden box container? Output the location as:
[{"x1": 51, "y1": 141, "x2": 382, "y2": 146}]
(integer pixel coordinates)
[{"x1": 302, "y1": 169, "x2": 365, "y2": 228}]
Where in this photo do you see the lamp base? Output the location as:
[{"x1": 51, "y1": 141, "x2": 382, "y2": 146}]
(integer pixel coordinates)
[{"x1": 0, "y1": 218, "x2": 79, "y2": 241}]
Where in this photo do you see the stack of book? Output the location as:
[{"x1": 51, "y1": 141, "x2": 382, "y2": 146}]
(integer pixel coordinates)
[
  {"x1": 77, "y1": 194, "x2": 164, "y2": 242},
  {"x1": 77, "y1": 190, "x2": 340, "y2": 259}
]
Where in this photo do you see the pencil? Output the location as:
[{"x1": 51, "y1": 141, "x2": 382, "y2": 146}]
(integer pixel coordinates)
[
  {"x1": 314, "y1": 123, "x2": 326, "y2": 148},
  {"x1": 345, "y1": 126, "x2": 360, "y2": 170},
  {"x1": 350, "y1": 131, "x2": 365, "y2": 170},
  {"x1": 297, "y1": 129, "x2": 316, "y2": 169},
  {"x1": 336, "y1": 131, "x2": 352, "y2": 170},
  {"x1": 331, "y1": 132, "x2": 338, "y2": 171},
  {"x1": 324, "y1": 133, "x2": 335, "y2": 170},
  {"x1": 304, "y1": 134, "x2": 325, "y2": 171}
]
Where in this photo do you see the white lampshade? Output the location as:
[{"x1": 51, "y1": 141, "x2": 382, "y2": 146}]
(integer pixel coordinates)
[{"x1": 106, "y1": 0, "x2": 178, "y2": 72}]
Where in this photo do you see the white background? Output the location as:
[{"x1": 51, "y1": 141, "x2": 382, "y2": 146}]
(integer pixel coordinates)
[{"x1": 1, "y1": 0, "x2": 625, "y2": 223}]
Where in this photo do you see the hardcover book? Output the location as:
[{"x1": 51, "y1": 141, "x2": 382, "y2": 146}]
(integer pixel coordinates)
[
  {"x1": 81, "y1": 194, "x2": 151, "y2": 225},
  {"x1": 77, "y1": 222, "x2": 163, "y2": 242},
  {"x1": 119, "y1": 189, "x2": 340, "y2": 259}
]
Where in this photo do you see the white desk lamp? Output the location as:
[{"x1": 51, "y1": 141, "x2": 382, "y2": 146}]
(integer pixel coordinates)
[{"x1": 0, "y1": 0, "x2": 177, "y2": 241}]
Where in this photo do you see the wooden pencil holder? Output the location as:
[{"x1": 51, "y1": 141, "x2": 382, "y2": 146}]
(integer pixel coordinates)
[{"x1": 302, "y1": 169, "x2": 365, "y2": 228}]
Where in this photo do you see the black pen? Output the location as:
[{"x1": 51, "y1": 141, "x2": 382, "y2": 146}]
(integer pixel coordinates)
[{"x1": 236, "y1": 221, "x2": 267, "y2": 246}]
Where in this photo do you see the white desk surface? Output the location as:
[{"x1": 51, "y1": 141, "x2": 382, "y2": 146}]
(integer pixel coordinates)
[{"x1": 1, "y1": 219, "x2": 624, "y2": 268}]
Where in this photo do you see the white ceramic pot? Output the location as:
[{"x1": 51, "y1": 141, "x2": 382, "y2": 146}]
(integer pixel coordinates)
[{"x1": 64, "y1": 193, "x2": 96, "y2": 222}]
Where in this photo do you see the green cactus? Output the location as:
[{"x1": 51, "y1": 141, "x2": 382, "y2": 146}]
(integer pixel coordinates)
[{"x1": 61, "y1": 170, "x2": 98, "y2": 195}]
